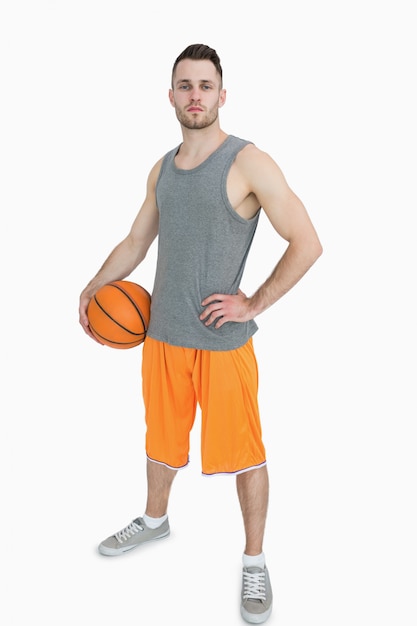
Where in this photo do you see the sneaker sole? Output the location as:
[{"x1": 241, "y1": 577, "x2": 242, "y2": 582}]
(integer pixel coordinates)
[
  {"x1": 98, "y1": 529, "x2": 170, "y2": 556},
  {"x1": 240, "y1": 605, "x2": 272, "y2": 624}
]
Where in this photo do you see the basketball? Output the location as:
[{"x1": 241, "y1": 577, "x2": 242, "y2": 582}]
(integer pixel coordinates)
[{"x1": 87, "y1": 280, "x2": 151, "y2": 349}]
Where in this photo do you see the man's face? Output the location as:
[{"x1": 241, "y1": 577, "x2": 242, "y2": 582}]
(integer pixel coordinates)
[{"x1": 169, "y1": 59, "x2": 226, "y2": 130}]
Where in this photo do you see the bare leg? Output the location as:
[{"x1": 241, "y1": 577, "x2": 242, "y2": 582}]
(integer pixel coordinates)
[
  {"x1": 236, "y1": 465, "x2": 269, "y2": 555},
  {"x1": 145, "y1": 459, "x2": 178, "y2": 518}
]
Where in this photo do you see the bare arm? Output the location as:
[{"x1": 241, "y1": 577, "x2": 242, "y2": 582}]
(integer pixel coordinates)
[
  {"x1": 201, "y1": 145, "x2": 323, "y2": 328},
  {"x1": 79, "y1": 159, "x2": 162, "y2": 339}
]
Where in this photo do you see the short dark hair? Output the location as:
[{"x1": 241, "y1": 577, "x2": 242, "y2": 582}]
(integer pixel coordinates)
[{"x1": 171, "y1": 44, "x2": 223, "y2": 87}]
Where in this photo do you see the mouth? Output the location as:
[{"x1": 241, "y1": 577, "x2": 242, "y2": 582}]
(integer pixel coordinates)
[{"x1": 187, "y1": 106, "x2": 203, "y2": 112}]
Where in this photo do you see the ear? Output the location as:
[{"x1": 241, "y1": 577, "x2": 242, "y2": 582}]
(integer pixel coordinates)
[
  {"x1": 168, "y1": 88, "x2": 175, "y2": 107},
  {"x1": 218, "y1": 88, "x2": 226, "y2": 108}
]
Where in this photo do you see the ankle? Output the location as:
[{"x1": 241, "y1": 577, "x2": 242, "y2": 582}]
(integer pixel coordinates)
[
  {"x1": 243, "y1": 552, "x2": 265, "y2": 569},
  {"x1": 143, "y1": 513, "x2": 168, "y2": 529}
]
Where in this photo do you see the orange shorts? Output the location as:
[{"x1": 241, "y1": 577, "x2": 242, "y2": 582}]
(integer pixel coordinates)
[{"x1": 142, "y1": 337, "x2": 266, "y2": 476}]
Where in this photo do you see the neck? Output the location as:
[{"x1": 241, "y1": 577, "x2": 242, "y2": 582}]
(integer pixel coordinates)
[{"x1": 179, "y1": 125, "x2": 228, "y2": 158}]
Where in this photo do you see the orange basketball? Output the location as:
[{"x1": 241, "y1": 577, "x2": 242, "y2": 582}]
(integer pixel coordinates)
[{"x1": 87, "y1": 280, "x2": 151, "y2": 349}]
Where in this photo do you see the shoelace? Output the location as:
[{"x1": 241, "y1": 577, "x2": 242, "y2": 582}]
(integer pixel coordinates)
[
  {"x1": 242, "y1": 570, "x2": 266, "y2": 601},
  {"x1": 115, "y1": 520, "x2": 144, "y2": 544}
]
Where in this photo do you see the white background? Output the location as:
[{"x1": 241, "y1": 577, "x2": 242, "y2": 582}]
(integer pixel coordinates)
[{"x1": 1, "y1": 1, "x2": 416, "y2": 624}]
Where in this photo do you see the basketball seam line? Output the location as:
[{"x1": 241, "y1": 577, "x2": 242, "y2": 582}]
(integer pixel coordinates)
[
  {"x1": 109, "y1": 282, "x2": 148, "y2": 332},
  {"x1": 93, "y1": 294, "x2": 146, "y2": 336}
]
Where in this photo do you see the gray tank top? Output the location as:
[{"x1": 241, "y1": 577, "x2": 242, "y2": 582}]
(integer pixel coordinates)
[{"x1": 147, "y1": 134, "x2": 260, "y2": 351}]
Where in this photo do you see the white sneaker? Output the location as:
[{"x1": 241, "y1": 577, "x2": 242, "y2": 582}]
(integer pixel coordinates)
[
  {"x1": 241, "y1": 565, "x2": 273, "y2": 623},
  {"x1": 98, "y1": 516, "x2": 170, "y2": 556}
]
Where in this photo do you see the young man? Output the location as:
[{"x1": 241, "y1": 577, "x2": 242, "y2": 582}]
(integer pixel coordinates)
[{"x1": 79, "y1": 43, "x2": 322, "y2": 624}]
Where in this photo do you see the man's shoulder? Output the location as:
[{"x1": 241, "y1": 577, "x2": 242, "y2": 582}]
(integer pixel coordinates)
[
  {"x1": 234, "y1": 141, "x2": 271, "y2": 169},
  {"x1": 232, "y1": 142, "x2": 285, "y2": 198},
  {"x1": 151, "y1": 143, "x2": 180, "y2": 171}
]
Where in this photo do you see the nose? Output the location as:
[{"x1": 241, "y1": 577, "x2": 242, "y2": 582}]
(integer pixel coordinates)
[{"x1": 189, "y1": 87, "x2": 201, "y2": 101}]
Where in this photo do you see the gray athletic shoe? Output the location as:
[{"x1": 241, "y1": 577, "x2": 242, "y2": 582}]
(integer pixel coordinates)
[
  {"x1": 241, "y1": 565, "x2": 273, "y2": 624},
  {"x1": 98, "y1": 517, "x2": 170, "y2": 556}
]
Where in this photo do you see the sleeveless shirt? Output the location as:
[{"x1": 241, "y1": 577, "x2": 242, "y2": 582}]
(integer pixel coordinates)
[{"x1": 147, "y1": 134, "x2": 260, "y2": 351}]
